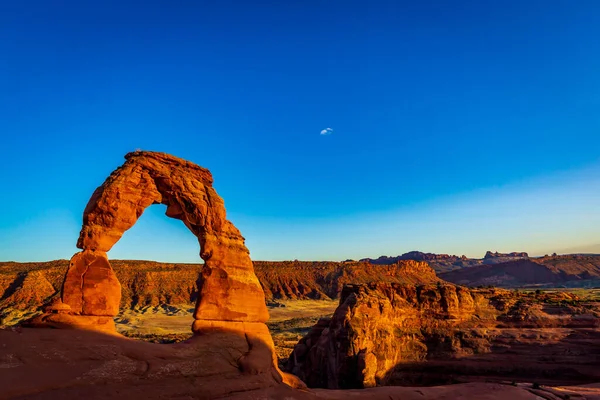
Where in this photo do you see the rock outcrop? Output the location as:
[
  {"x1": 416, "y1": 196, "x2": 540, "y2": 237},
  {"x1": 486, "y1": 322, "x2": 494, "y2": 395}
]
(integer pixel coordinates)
[
  {"x1": 287, "y1": 283, "x2": 600, "y2": 389},
  {"x1": 4, "y1": 326, "x2": 587, "y2": 400},
  {"x1": 62, "y1": 251, "x2": 121, "y2": 316},
  {"x1": 25, "y1": 151, "x2": 299, "y2": 385},
  {"x1": 32, "y1": 151, "x2": 268, "y2": 331},
  {"x1": 75, "y1": 151, "x2": 268, "y2": 324}
]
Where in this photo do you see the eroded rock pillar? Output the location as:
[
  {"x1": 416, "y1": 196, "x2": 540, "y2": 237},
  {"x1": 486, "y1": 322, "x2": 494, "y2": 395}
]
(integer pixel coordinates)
[
  {"x1": 31, "y1": 251, "x2": 122, "y2": 333},
  {"x1": 62, "y1": 251, "x2": 121, "y2": 316}
]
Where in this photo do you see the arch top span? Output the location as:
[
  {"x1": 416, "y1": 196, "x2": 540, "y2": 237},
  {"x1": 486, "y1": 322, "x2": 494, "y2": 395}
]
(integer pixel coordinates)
[
  {"x1": 78, "y1": 151, "x2": 222, "y2": 253},
  {"x1": 62, "y1": 150, "x2": 269, "y2": 325}
]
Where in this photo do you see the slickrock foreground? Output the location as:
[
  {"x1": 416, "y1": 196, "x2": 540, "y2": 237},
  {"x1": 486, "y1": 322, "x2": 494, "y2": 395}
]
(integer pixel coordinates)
[{"x1": 2, "y1": 328, "x2": 599, "y2": 399}]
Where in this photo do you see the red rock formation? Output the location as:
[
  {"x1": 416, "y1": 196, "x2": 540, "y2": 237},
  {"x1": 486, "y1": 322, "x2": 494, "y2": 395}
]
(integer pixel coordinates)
[
  {"x1": 62, "y1": 251, "x2": 121, "y2": 316},
  {"x1": 35, "y1": 151, "x2": 268, "y2": 327},
  {"x1": 26, "y1": 151, "x2": 301, "y2": 384},
  {"x1": 0, "y1": 259, "x2": 440, "y2": 327},
  {"x1": 0, "y1": 271, "x2": 56, "y2": 321},
  {"x1": 255, "y1": 260, "x2": 440, "y2": 300},
  {"x1": 66, "y1": 151, "x2": 268, "y2": 325},
  {"x1": 4, "y1": 151, "x2": 600, "y2": 398},
  {"x1": 440, "y1": 257, "x2": 600, "y2": 287},
  {"x1": 287, "y1": 283, "x2": 600, "y2": 389}
]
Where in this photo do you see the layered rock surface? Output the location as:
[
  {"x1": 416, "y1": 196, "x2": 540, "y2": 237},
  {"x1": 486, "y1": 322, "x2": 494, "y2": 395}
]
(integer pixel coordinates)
[
  {"x1": 256, "y1": 260, "x2": 439, "y2": 300},
  {"x1": 0, "y1": 259, "x2": 439, "y2": 323},
  {"x1": 287, "y1": 283, "x2": 600, "y2": 389},
  {"x1": 62, "y1": 251, "x2": 121, "y2": 316}
]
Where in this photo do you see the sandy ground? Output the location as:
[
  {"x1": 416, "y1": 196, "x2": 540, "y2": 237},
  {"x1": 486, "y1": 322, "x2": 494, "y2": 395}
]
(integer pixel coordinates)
[{"x1": 114, "y1": 300, "x2": 339, "y2": 338}]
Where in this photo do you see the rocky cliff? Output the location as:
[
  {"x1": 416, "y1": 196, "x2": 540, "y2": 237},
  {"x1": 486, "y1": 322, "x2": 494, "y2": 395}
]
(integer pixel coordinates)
[
  {"x1": 286, "y1": 283, "x2": 600, "y2": 389},
  {"x1": 254, "y1": 260, "x2": 439, "y2": 300}
]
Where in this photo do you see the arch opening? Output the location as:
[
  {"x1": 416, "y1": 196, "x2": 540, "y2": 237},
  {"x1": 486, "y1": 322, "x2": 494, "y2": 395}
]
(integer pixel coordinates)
[
  {"x1": 109, "y1": 203, "x2": 202, "y2": 264},
  {"x1": 105, "y1": 203, "x2": 203, "y2": 340}
]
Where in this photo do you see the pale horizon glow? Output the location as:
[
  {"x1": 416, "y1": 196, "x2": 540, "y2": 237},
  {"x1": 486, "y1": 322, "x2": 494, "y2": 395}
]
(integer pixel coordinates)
[{"x1": 1, "y1": 163, "x2": 599, "y2": 263}]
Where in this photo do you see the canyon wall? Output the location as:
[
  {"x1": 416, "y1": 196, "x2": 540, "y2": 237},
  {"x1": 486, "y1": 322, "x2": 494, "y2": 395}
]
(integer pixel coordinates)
[{"x1": 286, "y1": 283, "x2": 600, "y2": 389}]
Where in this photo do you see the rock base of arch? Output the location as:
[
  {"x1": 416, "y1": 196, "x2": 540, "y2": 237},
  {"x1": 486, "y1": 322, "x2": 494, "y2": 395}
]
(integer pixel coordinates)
[
  {"x1": 25, "y1": 251, "x2": 122, "y2": 334},
  {"x1": 24, "y1": 314, "x2": 118, "y2": 334},
  {"x1": 62, "y1": 251, "x2": 121, "y2": 317},
  {"x1": 192, "y1": 319, "x2": 307, "y2": 389},
  {"x1": 193, "y1": 320, "x2": 277, "y2": 374}
]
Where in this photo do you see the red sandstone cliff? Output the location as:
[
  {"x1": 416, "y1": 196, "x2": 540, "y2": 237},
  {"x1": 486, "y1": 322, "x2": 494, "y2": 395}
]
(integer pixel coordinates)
[{"x1": 286, "y1": 283, "x2": 600, "y2": 389}]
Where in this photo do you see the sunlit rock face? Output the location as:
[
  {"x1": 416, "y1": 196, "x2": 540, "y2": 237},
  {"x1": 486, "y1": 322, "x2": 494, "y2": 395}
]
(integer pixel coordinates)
[
  {"x1": 287, "y1": 283, "x2": 600, "y2": 389},
  {"x1": 52, "y1": 151, "x2": 267, "y2": 327},
  {"x1": 65, "y1": 151, "x2": 268, "y2": 325}
]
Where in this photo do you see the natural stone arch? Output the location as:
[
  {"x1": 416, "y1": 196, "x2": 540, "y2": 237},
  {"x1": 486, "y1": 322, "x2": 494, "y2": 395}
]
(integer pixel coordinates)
[
  {"x1": 27, "y1": 151, "x2": 305, "y2": 388},
  {"x1": 59, "y1": 151, "x2": 269, "y2": 331}
]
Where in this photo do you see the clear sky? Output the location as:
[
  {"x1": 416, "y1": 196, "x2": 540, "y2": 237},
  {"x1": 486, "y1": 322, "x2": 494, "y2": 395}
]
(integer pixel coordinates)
[{"x1": 1, "y1": 0, "x2": 599, "y2": 262}]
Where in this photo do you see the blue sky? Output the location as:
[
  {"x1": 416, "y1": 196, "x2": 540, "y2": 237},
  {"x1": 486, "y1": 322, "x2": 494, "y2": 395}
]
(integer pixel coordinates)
[{"x1": 1, "y1": 0, "x2": 599, "y2": 262}]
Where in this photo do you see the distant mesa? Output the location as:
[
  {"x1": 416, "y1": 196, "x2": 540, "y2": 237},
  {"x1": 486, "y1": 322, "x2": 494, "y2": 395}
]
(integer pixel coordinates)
[
  {"x1": 360, "y1": 250, "x2": 465, "y2": 264},
  {"x1": 484, "y1": 250, "x2": 529, "y2": 259},
  {"x1": 482, "y1": 250, "x2": 529, "y2": 265},
  {"x1": 360, "y1": 250, "x2": 600, "y2": 287}
]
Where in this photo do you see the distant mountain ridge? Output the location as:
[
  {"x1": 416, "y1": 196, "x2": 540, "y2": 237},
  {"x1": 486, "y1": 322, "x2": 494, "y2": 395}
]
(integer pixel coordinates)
[
  {"x1": 440, "y1": 254, "x2": 600, "y2": 288},
  {"x1": 484, "y1": 251, "x2": 529, "y2": 259},
  {"x1": 360, "y1": 250, "x2": 529, "y2": 272}
]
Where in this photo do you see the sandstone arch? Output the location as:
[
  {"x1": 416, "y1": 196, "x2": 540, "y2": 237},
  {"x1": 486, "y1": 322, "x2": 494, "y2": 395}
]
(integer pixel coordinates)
[
  {"x1": 30, "y1": 151, "x2": 304, "y2": 388},
  {"x1": 59, "y1": 151, "x2": 269, "y2": 331}
]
